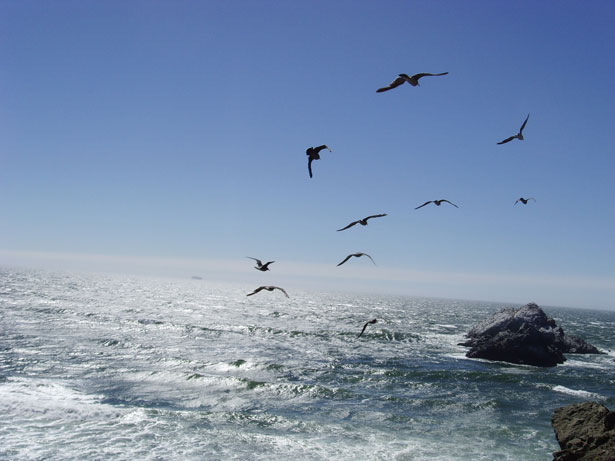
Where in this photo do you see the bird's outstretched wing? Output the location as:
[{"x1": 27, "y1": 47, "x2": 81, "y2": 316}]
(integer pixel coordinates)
[
  {"x1": 376, "y1": 76, "x2": 405, "y2": 92},
  {"x1": 497, "y1": 136, "x2": 516, "y2": 145},
  {"x1": 365, "y1": 213, "x2": 387, "y2": 221},
  {"x1": 274, "y1": 287, "x2": 289, "y2": 298},
  {"x1": 414, "y1": 201, "x2": 433, "y2": 210},
  {"x1": 361, "y1": 253, "x2": 377, "y2": 265},
  {"x1": 519, "y1": 113, "x2": 530, "y2": 134},
  {"x1": 246, "y1": 286, "x2": 265, "y2": 296},
  {"x1": 441, "y1": 200, "x2": 459, "y2": 208},
  {"x1": 337, "y1": 221, "x2": 359, "y2": 232},
  {"x1": 358, "y1": 319, "x2": 377, "y2": 338},
  {"x1": 247, "y1": 257, "x2": 263, "y2": 266},
  {"x1": 514, "y1": 199, "x2": 521, "y2": 205},
  {"x1": 308, "y1": 157, "x2": 314, "y2": 178},
  {"x1": 337, "y1": 254, "x2": 354, "y2": 266},
  {"x1": 261, "y1": 261, "x2": 275, "y2": 269},
  {"x1": 412, "y1": 72, "x2": 449, "y2": 80},
  {"x1": 313, "y1": 145, "x2": 330, "y2": 154}
]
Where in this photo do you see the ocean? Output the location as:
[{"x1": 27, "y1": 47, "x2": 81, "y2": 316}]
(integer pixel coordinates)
[{"x1": 1, "y1": 267, "x2": 614, "y2": 460}]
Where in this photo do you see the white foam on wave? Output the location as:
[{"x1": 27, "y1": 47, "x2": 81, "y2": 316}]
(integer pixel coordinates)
[
  {"x1": 0, "y1": 377, "x2": 110, "y2": 419},
  {"x1": 206, "y1": 359, "x2": 261, "y2": 373},
  {"x1": 0, "y1": 377, "x2": 195, "y2": 459},
  {"x1": 552, "y1": 385, "x2": 604, "y2": 399},
  {"x1": 0, "y1": 376, "x2": 131, "y2": 459},
  {"x1": 434, "y1": 324, "x2": 458, "y2": 329},
  {"x1": 561, "y1": 358, "x2": 610, "y2": 370},
  {"x1": 422, "y1": 331, "x2": 466, "y2": 351},
  {"x1": 459, "y1": 355, "x2": 535, "y2": 371},
  {"x1": 443, "y1": 352, "x2": 471, "y2": 361},
  {"x1": 3, "y1": 268, "x2": 611, "y2": 460}
]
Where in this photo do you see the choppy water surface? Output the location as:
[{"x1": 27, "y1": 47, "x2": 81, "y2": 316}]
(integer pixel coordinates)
[{"x1": 1, "y1": 267, "x2": 614, "y2": 460}]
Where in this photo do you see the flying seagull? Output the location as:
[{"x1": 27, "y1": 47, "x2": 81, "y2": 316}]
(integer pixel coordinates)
[
  {"x1": 497, "y1": 113, "x2": 530, "y2": 145},
  {"x1": 306, "y1": 145, "x2": 332, "y2": 178},
  {"x1": 246, "y1": 257, "x2": 275, "y2": 272},
  {"x1": 337, "y1": 214, "x2": 387, "y2": 232},
  {"x1": 377, "y1": 72, "x2": 448, "y2": 92},
  {"x1": 337, "y1": 252, "x2": 376, "y2": 267},
  {"x1": 358, "y1": 319, "x2": 377, "y2": 338},
  {"x1": 246, "y1": 286, "x2": 289, "y2": 298},
  {"x1": 414, "y1": 199, "x2": 459, "y2": 210},
  {"x1": 514, "y1": 197, "x2": 536, "y2": 205}
]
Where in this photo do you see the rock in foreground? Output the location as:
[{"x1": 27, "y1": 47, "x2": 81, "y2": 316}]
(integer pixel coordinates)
[
  {"x1": 459, "y1": 303, "x2": 601, "y2": 367},
  {"x1": 552, "y1": 401, "x2": 615, "y2": 460}
]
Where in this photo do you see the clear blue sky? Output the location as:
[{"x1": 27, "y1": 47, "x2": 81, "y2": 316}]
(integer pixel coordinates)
[{"x1": 1, "y1": 1, "x2": 614, "y2": 309}]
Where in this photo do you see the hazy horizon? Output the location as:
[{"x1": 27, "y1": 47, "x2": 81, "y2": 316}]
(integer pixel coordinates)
[{"x1": 2, "y1": 249, "x2": 613, "y2": 311}]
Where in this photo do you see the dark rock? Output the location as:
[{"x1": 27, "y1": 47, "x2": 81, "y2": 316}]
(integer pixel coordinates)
[
  {"x1": 561, "y1": 334, "x2": 601, "y2": 354},
  {"x1": 459, "y1": 303, "x2": 601, "y2": 367},
  {"x1": 552, "y1": 401, "x2": 615, "y2": 460}
]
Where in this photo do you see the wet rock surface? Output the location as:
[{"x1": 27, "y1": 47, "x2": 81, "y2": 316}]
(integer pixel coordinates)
[
  {"x1": 460, "y1": 303, "x2": 601, "y2": 367},
  {"x1": 552, "y1": 401, "x2": 615, "y2": 461}
]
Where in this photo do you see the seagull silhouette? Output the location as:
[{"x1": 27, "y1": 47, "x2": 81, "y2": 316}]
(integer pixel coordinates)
[
  {"x1": 514, "y1": 197, "x2": 536, "y2": 205},
  {"x1": 337, "y1": 252, "x2": 376, "y2": 267},
  {"x1": 306, "y1": 145, "x2": 332, "y2": 178},
  {"x1": 377, "y1": 72, "x2": 448, "y2": 92},
  {"x1": 414, "y1": 199, "x2": 459, "y2": 210},
  {"x1": 246, "y1": 257, "x2": 275, "y2": 272},
  {"x1": 358, "y1": 319, "x2": 377, "y2": 338},
  {"x1": 497, "y1": 114, "x2": 530, "y2": 145},
  {"x1": 246, "y1": 286, "x2": 289, "y2": 298},
  {"x1": 337, "y1": 214, "x2": 387, "y2": 232}
]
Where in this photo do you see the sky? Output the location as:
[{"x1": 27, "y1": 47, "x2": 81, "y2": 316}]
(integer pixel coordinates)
[{"x1": 1, "y1": 0, "x2": 614, "y2": 309}]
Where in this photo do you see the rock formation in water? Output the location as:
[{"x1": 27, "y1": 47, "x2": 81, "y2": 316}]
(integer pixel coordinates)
[
  {"x1": 552, "y1": 401, "x2": 615, "y2": 460},
  {"x1": 459, "y1": 302, "x2": 601, "y2": 367}
]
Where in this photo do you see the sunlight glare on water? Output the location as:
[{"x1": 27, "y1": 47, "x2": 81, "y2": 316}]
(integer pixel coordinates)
[{"x1": 1, "y1": 268, "x2": 614, "y2": 460}]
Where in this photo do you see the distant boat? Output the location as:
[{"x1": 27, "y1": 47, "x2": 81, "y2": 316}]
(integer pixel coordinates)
[{"x1": 191, "y1": 276, "x2": 203, "y2": 280}]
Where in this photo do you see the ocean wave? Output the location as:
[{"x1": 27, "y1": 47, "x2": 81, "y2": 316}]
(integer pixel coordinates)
[
  {"x1": 561, "y1": 358, "x2": 611, "y2": 370},
  {"x1": 552, "y1": 385, "x2": 604, "y2": 399},
  {"x1": 0, "y1": 377, "x2": 112, "y2": 421},
  {"x1": 2, "y1": 268, "x2": 613, "y2": 460}
]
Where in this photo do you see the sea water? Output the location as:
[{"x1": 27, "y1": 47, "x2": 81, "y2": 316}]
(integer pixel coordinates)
[{"x1": 1, "y1": 267, "x2": 614, "y2": 460}]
